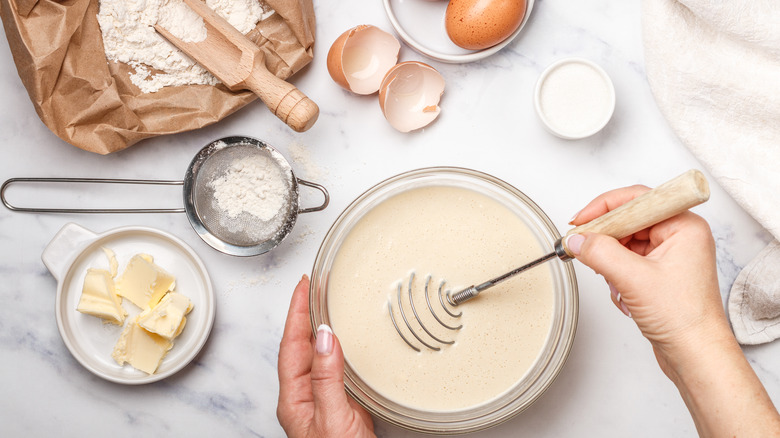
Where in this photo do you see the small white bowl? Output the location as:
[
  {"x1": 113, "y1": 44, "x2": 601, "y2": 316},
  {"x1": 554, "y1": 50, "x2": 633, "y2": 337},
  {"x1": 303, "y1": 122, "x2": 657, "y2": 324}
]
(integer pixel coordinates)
[{"x1": 534, "y1": 58, "x2": 615, "y2": 139}]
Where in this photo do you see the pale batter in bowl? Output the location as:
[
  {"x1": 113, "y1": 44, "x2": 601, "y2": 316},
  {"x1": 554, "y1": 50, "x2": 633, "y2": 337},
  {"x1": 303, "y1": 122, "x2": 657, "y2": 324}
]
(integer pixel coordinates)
[
  {"x1": 310, "y1": 168, "x2": 578, "y2": 433},
  {"x1": 327, "y1": 184, "x2": 554, "y2": 411}
]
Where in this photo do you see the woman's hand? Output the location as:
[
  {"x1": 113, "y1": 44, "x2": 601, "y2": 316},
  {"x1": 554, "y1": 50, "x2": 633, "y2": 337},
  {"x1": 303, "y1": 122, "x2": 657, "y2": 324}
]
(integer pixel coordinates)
[
  {"x1": 566, "y1": 184, "x2": 726, "y2": 372},
  {"x1": 568, "y1": 184, "x2": 780, "y2": 437},
  {"x1": 277, "y1": 275, "x2": 375, "y2": 438}
]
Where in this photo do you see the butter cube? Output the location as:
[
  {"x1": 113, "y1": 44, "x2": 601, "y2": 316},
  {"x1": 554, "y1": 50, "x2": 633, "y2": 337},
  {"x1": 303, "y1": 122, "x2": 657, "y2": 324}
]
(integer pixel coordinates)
[
  {"x1": 115, "y1": 254, "x2": 176, "y2": 309},
  {"x1": 102, "y1": 247, "x2": 119, "y2": 278},
  {"x1": 76, "y1": 269, "x2": 127, "y2": 325},
  {"x1": 112, "y1": 318, "x2": 173, "y2": 375},
  {"x1": 137, "y1": 292, "x2": 193, "y2": 340}
]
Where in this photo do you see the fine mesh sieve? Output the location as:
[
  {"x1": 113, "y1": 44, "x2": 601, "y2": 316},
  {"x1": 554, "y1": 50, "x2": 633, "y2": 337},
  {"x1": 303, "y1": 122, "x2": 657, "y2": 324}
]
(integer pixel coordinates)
[
  {"x1": 1, "y1": 136, "x2": 329, "y2": 257},
  {"x1": 184, "y1": 136, "x2": 329, "y2": 255}
]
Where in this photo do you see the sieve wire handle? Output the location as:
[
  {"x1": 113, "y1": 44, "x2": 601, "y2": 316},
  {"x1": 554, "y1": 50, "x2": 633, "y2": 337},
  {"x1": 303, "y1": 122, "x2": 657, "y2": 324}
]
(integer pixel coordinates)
[
  {"x1": 1, "y1": 177, "x2": 186, "y2": 213},
  {"x1": 297, "y1": 178, "x2": 329, "y2": 214}
]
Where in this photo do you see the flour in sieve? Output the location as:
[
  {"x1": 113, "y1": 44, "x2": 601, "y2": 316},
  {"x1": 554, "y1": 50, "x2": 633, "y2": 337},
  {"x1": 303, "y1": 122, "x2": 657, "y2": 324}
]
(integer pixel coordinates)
[
  {"x1": 97, "y1": 0, "x2": 274, "y2": 93},
  {"x1": 210, "y1": 153, "x2": 290, "y2": 242}
]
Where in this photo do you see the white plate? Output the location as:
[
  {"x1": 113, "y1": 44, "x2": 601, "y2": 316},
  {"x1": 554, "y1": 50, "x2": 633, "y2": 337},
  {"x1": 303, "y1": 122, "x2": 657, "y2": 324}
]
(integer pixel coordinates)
[
  {"x1": 383, "y1": 0, "x2": 535, "y2": 63},
  {"x1": 43, "y1": 223, "x2": 215, "y2": 384}
]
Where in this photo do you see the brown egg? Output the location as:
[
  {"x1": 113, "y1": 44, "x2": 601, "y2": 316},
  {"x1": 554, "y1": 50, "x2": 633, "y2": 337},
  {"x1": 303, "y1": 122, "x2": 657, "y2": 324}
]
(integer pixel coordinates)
[{"x1": 445, "y1": 0, "x2": 527, "y2": 50}]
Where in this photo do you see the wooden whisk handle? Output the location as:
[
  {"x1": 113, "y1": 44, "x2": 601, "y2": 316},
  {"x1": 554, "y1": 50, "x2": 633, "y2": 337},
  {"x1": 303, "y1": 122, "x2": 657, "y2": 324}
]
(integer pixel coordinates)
[{"x1": 560, "y1": 169, "x2": 710, "y2": 258}]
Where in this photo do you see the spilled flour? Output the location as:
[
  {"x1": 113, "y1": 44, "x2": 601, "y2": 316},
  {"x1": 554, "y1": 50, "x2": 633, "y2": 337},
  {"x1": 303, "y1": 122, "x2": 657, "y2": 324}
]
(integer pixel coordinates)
[
  {"x1": 287, "y1": 141, "x2": 327, "y2": 181},
  {"x1": 97, "y1": 0, "x2": 273, "y2": 93}
]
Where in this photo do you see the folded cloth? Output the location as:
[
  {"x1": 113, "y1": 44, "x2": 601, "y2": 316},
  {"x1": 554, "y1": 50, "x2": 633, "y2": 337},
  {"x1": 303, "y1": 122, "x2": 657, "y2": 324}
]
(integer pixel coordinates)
[
  {"x1": 641, "y1": 0, "x2": 780, "y2": 344},
  {"x1": 729, "y1": 241, "x2": 780, "y2": 345}
]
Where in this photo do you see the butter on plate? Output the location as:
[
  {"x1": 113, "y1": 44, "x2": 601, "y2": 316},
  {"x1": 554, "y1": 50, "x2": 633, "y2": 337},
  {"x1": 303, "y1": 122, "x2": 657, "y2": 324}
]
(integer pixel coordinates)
[
  {"x1": 112, "y1": 318, "x2": 173, "y2": 375},
  {"x1": 77, "y1": 249, "x2": 195, "y2": 375},
  {"x1": 113, "y1": 293, "x2": 193, "y2": 374},
  {"x1": 137, "y1": 292, "x2": 193, "y2": 340},
  {"x1": 76, "y1": 268, "x2": 127, "y2": 325},
  {"x1": 115, "y1": 254, "x2": 176, "y2": 309}
]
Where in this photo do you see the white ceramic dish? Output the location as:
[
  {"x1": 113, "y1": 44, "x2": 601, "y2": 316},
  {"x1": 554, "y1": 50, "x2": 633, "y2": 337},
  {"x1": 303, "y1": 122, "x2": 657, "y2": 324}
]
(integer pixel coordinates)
[
  {"x1": 383, "y1": 0, "x2": 535, "y2": 63},
  {"x1": 43, "y1": 223, "x2": 215, "y2": 384},
  {"x1": 533, "y1": 57, "x2": 616, "y2": 139}
]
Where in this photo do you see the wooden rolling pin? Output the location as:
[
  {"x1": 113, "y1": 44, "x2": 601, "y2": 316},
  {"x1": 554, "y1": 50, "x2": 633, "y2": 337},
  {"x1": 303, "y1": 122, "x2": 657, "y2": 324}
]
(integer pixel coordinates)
[{"x1": 155, "y1": 0, "x2": 319, "y2": 132}]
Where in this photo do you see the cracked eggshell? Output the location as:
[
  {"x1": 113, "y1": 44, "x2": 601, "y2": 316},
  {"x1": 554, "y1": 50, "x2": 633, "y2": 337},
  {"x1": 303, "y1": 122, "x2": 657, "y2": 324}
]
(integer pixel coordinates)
[
  {"x1": 327, "y1": 25, "x2": 401, "y2": 95},
  {"x1": 379, "y1": 61, "x2": 445, "y2": 133}
]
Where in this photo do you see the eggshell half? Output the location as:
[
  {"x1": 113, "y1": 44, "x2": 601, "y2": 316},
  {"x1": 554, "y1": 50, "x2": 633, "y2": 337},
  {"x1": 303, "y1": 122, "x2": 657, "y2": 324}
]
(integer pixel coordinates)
[
  {"x1": 379, "y1": 62, "x2": 445, "y2": 132},
  {"x1": 327, "y1": 25, "x2": 401, "y2": 95}
]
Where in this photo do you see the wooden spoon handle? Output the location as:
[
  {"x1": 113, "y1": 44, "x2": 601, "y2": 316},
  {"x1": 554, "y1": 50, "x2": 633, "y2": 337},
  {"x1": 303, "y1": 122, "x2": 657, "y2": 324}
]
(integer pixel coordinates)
[
  {"x1": 561, "y1": 169, "x2": 710, "y2": 257},
  {"x1": 168, "y1": 0, "x2": 319, "y2": 132},
  {"x1": 245, "y1": 66, "x2": 319, "y2": 133}
]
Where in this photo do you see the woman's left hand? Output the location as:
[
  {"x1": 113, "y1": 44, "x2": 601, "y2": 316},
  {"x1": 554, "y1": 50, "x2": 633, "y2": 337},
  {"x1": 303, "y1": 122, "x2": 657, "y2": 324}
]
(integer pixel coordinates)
[{"x1": 277, "y1": 275, "x2": 375, "y2": 438}]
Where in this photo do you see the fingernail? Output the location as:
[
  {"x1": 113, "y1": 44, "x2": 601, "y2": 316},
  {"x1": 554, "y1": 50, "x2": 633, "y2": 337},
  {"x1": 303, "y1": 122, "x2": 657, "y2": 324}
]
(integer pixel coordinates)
[
  {"x1": 615, "y1": 292, "x2": 632, "y2": 318},
  {"x1": 608, "y1": 282, "x2": 619, "y2": 301},
  {"x1": 619, "y1": 299, "x2": 632, "y2": 318},
  {"x1": 316, "y1": 324, "x2": 334, "y2": 355},
  {"x1": 568, "y1": 209, "x2": 582, "y2": 225},
  {"x1": 608, "y1": 282, "x2": 631, "y2": 318},
  {"x1": 566, "y1": 234, "x2": 585, "y2": 256}
]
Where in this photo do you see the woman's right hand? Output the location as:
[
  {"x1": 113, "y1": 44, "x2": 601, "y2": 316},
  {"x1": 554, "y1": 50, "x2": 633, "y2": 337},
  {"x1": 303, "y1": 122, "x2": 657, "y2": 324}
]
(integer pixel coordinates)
[
  {"x1": 565, "y1": 184, "x2": 727, "y2": 374},
  {"x1": 566, "y1": 184, "x2": 780, "y2": 437}
]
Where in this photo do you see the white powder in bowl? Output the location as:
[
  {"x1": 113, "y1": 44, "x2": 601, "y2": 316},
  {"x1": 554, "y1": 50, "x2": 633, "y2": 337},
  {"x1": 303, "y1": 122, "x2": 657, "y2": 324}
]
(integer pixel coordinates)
[
  {"x1": 210, "y1": 154, "x2": 289, "y2": 222},
  {"x1": 535, "y1": 58, "x2": 615, "y2": 139},
  {"x1": 97, "y1": 0, "x2": 274, "y2": 93}
]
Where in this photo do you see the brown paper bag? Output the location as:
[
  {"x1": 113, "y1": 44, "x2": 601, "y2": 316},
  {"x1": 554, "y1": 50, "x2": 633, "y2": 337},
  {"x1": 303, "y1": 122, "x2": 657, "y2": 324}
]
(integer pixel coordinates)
[{"x1": 0, "y1": 0, "x2": 315, "y2": 154}]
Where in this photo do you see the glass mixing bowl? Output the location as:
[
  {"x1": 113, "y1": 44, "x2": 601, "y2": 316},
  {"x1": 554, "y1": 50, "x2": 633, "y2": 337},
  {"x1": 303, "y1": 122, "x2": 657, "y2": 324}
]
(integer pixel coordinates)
[{"x1": 310, "y1": 167, "x2": 578, "y2": 434}]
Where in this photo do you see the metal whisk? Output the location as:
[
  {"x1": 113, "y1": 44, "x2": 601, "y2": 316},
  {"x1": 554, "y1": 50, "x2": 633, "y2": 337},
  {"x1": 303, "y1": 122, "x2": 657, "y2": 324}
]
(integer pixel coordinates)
[
  {"x1": 388, "y1": 273, "x2": 463, "y2": 352},
  {"x1": 388, "y1": 169, "x2": 710, "y2": 351}
]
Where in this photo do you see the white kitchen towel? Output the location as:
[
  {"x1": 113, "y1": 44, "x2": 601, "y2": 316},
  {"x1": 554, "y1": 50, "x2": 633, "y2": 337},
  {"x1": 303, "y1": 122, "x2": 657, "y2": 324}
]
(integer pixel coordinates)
[
  {"x1": 728, "y1": 241, "x2": 780, "y2": 345},
  {"x1": 641, "y1": 0, "x2": 780, "y2": 344}
]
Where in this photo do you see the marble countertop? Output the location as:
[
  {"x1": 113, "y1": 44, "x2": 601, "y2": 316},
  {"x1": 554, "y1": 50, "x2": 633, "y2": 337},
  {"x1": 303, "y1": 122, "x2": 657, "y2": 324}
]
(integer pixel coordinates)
[{"x1": 1, "y1": 0, "x2": 777, "y2": 437}]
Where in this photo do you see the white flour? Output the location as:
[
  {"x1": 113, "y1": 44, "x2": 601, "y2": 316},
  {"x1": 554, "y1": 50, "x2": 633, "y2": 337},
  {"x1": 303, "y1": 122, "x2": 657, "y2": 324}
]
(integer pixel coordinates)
[
  {"x1": 97, "y1": 0, "x2": 273, "y2": 93},
  {"x1": 287, "y1": 141, "x2": 326, "y2": 181},
  {"x1": 210, "y1": 154, "x2": 289, "y2": 222}
]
